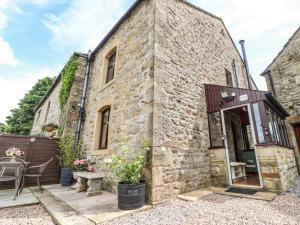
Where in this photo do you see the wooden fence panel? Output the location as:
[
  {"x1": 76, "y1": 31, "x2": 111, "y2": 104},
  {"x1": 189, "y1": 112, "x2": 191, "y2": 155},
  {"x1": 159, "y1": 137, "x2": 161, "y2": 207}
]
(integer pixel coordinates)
[{"x1": 0, "y1": 134, "x2": 60, "y2": 189}]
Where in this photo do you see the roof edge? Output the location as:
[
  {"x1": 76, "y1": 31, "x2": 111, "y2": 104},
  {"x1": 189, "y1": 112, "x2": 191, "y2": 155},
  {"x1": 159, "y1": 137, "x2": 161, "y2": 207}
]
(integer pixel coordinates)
[{"x1": 261, "y1": 26, "x2": 300, "y2": 76}]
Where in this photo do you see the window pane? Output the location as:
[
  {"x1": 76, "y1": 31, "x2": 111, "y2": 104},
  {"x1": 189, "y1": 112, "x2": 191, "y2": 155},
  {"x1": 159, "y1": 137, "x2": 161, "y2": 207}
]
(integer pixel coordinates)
[
  {"x1": 225, "y1": 69, "x2": 233, "y2": 87},
  {"x1": 99, "y1": 108, "x2": 110, "y2": 149},
  {"x1": 253, "y1": 103, "x2": 265, "y2": 143},
  {"x1": 106, "y1": 66, "x2": 115, "y2": 83},
  {"x1": 272, "y1": 113, "x2": 280, "y2": 143},
  {"x1": 281, "y1": 119, "x2": 290, "y2": 147},
  {"x1": 266, "y1": 107, "x2": 276, "y2": 142},
  {"x1": 208, "y1": 112, "x2": 223, "y2": 147},
  {"x1": 106, "y1": 52, "x2": 116, "y2": 84}
]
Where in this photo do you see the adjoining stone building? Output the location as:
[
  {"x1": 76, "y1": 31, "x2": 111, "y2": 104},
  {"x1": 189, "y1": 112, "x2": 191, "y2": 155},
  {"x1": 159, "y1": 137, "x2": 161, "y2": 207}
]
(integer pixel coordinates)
[
  {"x1": 32, "y1": 0, "x2": 298, "y2": 204},
  {"x1": 262, "y1": 26, "x2": 300, "y2": 171},
  {"x1": 31, "y1": 52, "x2": 87, "y2": 136}
]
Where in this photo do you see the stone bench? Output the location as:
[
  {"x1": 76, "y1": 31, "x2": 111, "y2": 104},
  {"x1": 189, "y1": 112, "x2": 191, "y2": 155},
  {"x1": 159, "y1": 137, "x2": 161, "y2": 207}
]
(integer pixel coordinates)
[{"x1": 73, "y1": 172, "x2": 104, "y2": 196}]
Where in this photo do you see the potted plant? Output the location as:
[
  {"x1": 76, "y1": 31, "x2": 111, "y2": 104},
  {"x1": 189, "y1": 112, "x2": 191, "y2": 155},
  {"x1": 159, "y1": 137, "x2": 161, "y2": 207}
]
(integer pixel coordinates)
[
  {"x1": 6, "y1": 146, "x2": 24, "y2": 159},
  {"x1": 42, "y1": 123, "x2": 59, "y2": 133},
  {"x1": 58, "y1": 135, "x2": 81, "y2": 186},
  {"x1": 108, "y1": 138, "x2": 149, "y2": 210},
  {"x1": 73, "y1": 159, "x2": 88, "y2": 172}
]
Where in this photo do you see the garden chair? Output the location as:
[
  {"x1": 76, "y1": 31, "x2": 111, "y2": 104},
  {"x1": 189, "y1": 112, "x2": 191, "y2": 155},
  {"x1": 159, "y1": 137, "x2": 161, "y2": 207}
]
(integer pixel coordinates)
[
  {"x1": 25, "y1": 157, "x2": 53, "y2": 192},
  {"x1": 0, "y1": 157, "x2": 27, "y2": 200}
]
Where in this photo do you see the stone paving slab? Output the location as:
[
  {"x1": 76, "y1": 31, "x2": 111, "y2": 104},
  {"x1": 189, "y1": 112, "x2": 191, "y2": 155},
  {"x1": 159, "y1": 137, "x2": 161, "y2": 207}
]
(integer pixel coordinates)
[
  {"x1": 208, "y1": 186, "x2": 277, "y2": 201},
  {"x1": 42, "y1": 184, "x2": 151, "y2": 224},
  {"x1": 30, "y1": 187, "x2": 95, "y2": 225},
  {"x1": 0, "y1": 188, "x2": 39, "y2": 209},
  {"x1": 178, "y1": 189, "x2": 213, "y2": 201}
]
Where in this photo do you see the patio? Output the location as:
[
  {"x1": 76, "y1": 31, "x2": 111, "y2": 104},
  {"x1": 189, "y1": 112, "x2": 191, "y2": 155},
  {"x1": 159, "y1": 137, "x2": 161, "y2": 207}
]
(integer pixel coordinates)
[
  {"x1": 0, "y1": 179, "x2": 300, "y2": 225},
  {"x1": 31, "y1": 184, "x2": 151, "y2": 225},
  {"x1": 0, "y1": 188, "x2": 39, "y2": 209}
]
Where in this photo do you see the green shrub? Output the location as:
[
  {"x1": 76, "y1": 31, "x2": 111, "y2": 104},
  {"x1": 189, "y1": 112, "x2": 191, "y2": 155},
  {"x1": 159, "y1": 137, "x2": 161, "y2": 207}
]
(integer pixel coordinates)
[
  {"x1": 108, "y1": 137, "x2": 150, "y2": 184},
  {"x1": 58, "y1": 135, "x2": 82, "y2": 168}
]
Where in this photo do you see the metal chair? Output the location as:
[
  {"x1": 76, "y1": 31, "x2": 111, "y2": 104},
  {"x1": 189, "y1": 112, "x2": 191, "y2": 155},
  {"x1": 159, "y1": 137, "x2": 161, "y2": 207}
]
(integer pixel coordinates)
[
  {"x1": 0, "y1": 157, "x2": 26, "y2": 200},
  {"x1": 25, "y1": 157, "x2": 53, "y2": 192}
]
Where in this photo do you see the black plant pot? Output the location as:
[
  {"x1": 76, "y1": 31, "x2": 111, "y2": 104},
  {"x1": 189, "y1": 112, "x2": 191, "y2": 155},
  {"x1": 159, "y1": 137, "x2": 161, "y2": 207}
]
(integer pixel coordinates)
[
  {"x1": 118, "y1": 181, "x2": 146, "y2": 210},
  {"x1": 60, "y1": 168, "x2": 73, "y2": 186}
]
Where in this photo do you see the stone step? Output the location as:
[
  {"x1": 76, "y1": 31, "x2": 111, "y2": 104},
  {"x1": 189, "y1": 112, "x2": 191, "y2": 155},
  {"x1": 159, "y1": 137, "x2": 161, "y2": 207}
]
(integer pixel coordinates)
[{"x1": 30, "y1": 187, "x2": 95, "y2": 225}]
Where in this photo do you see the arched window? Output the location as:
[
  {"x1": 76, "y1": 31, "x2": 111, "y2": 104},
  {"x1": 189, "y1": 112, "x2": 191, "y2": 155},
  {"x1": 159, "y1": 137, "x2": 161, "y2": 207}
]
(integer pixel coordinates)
[
  {"x1": 106, "y1": 50, "x2": 116, "y2": 84},
  {"x1": 99, "y1": 107, "x2": 110, "y2": 149}
]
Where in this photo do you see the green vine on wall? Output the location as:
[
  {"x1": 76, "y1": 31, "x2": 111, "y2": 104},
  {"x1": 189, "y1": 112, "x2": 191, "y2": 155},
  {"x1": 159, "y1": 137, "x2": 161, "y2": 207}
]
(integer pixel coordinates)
[{"x1": 59, "y1": 55, "x2": 79, "y2": 109}]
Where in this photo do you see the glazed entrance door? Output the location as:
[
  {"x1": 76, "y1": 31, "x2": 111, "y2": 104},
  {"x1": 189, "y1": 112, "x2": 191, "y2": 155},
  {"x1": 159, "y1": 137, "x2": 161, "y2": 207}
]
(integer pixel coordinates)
[
  {"x1": 221, "y1": 104, "x2": 263, "y2": 188},
  {"x1": 294, "y1": 124, "x2": 300, "y2": 154}
]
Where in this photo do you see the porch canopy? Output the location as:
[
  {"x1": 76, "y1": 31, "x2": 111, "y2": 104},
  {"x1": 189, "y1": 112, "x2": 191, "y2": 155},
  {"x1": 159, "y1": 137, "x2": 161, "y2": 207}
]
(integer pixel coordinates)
[{"x1": 204, "y1": 84, "x2": 290, "y2": 148}]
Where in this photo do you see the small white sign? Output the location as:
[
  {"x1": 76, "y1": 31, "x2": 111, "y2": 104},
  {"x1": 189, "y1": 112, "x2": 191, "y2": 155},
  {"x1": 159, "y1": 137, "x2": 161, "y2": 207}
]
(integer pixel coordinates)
[{"x1": 239, "y1": 94, "x2": 248, "y2": 102}]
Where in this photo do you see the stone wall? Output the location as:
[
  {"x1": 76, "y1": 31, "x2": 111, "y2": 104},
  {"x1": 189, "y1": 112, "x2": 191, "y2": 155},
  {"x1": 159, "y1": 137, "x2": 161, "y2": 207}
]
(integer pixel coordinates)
[
  {"x1": 256, "y1": 145, "x2": 298, "y2": 192},
  {"x1": 31, "y1": 53, "x2": 87, "y2": 136},
  {"x1": 151, "y1": 0, "x2": 249, "y2": 203},
  {"x1": 61, "y1": 56, "x2": 87, "y2": 135},
  {"x1": 264, "y1": 28, "x2": 300, "y2": 170},
  {"x1": 81, "y1": 0, "x2": 155, "y2": 194},
  {"x1": 209, "y1": 148, "x2": 228, "y2": 186},
  {"x1": 31, "y1": 81, "x2": 62, "y2": 134}
]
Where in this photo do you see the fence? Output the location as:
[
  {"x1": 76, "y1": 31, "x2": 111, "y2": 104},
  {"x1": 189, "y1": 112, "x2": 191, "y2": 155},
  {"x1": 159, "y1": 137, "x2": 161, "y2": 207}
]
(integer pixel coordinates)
[{"x1": 0, "y1": 134, "x2": 60, "y2": 189}]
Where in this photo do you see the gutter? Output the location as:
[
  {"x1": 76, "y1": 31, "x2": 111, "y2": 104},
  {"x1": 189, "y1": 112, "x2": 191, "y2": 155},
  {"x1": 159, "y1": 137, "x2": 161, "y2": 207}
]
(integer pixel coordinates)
[{"x1": 74, "y1": 50, "x2": 92, "y2": 147}]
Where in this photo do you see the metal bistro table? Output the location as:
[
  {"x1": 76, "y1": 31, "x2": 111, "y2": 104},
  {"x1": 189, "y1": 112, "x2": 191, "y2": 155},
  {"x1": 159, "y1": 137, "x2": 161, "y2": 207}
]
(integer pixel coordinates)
[{"x1": 0, "y1": 157, "x2": 30, "y2": 200}]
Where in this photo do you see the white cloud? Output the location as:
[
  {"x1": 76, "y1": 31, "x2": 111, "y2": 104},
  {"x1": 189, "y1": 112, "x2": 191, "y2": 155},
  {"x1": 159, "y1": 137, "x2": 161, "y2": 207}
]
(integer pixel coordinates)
[
  {"x1": 191, "y1": 0, "x2": 300, "y2": 40},
  {"x1": 0, "y1": 68, "x2": 58, "y2": 122},
  {"x1": 190, "y1": 0, "x2": 300, "y2": 90},
  {"x1": 44, "y1": 0, "x2": 129, "y2": 51},
  {"x1": 0, "y1": 0, "x2": 23, "y2": 30},
  {"x1": 0, "y1": 36, "x2": 18, "y2": 66}
]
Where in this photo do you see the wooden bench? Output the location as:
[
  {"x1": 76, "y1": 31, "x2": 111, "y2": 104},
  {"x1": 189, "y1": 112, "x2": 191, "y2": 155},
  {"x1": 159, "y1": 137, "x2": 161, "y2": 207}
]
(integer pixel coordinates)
[{"x1": 73, "y1": 172, "x2": 104, "y2": 196}]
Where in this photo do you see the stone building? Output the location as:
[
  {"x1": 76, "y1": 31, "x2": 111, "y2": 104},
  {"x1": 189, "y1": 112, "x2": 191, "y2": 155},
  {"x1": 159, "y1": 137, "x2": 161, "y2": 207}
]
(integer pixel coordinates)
[
  {"x1": 31, "y1": 52, "x2": 87, "y2": 135},
  {"x1": 262, "y1": 26, "x2": 300, "y2": 170},
  {"x1": 32, "y1": 0, "x2": 298, "y2": 204}
]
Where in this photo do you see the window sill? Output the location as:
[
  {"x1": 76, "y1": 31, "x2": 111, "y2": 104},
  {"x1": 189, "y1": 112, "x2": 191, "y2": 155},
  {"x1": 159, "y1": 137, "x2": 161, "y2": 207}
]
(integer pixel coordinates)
[
  {"x1": 255, "y1": 143, "x2": 294, "y2": 150},
  {"x1": 90, "y1": 149, "x2": 110, "y2": 156},
  {"x1": 99, "y1": 79, "x2": 116, "y2": 92},
  {"x1": 208, "y1": 146, "x2": 225, "y2": 150}
]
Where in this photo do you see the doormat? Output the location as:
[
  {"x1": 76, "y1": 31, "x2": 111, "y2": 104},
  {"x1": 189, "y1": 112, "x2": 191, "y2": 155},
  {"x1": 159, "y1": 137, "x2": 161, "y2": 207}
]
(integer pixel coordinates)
[{"x1": 226, "y1": 187, "x2": 257, "y2": 195}]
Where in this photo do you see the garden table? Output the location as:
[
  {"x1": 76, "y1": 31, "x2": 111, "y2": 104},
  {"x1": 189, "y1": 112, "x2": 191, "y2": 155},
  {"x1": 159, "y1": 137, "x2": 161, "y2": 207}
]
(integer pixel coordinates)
[{"x1": 0, "y1": 157, "x2": 29, "y2": 199}]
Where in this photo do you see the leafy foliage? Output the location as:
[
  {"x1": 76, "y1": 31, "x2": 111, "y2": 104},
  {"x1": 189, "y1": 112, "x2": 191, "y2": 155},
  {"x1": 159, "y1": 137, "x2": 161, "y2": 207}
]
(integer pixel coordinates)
[
  {"x1": 108, "y1": 137, "x2": 150, "y2": 184},
  {"x1": 5, "y1": 77, "x2": 55, "y2": 135},
  {"x1": 0, "y1": 123, "x2": 7, "y2": 133},
  {"x1": 59, "y1": 55, "x2": 79, "y2": 108},
  {"x1": 58, "y1": 135, "x2": 82, "y2": 168}
]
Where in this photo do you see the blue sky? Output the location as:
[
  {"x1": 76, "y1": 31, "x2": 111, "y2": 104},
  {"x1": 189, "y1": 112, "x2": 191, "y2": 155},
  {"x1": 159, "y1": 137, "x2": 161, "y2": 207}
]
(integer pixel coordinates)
[{"x1": 0, "y1": 0, "x2": 299, "y2": 122}]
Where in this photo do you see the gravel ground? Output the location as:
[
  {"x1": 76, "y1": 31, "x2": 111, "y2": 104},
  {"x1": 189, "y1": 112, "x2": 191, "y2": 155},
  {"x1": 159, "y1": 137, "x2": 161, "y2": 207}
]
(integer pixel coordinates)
[
  {"x1": 108, "y1": 193, "x2": 300, "y2": 225},
  {"x1": 289, "y1": 176, "x2": 300, "y2": 197},
  {"x1": 0, "y1": 204, "x2": 55, "y2": 225}
]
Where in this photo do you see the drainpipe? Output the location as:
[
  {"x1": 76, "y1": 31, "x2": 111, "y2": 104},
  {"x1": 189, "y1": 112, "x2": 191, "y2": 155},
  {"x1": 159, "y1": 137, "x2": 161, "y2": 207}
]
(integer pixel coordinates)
[
  {"x1": 239, "y1": 40, "x2": 252, "y2": 90},
  {"x1": 231, "y1": 59, "x2": 239, "y2": 88},
  {"x1": 74, "y1": 50, "x2": 92, "y2": 148}
]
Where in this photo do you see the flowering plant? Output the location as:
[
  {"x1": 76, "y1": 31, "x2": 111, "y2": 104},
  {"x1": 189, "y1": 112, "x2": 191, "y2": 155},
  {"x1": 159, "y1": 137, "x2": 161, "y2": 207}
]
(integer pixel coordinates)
[
  {"x1": 73, "y1": 159, "x2": 88, "y2": 172},
  {"x1": 107, "y1": 137, "x2": 150, "y2": 184},
  {"x1": 6, "y1": 147, "x2": 24, "y2": 158}
]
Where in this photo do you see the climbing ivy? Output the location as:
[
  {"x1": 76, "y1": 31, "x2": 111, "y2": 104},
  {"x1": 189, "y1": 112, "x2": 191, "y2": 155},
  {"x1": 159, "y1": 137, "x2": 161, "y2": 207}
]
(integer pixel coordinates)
[{"x1": 59, "y1": 55, "x2": 79, "y2": 109}]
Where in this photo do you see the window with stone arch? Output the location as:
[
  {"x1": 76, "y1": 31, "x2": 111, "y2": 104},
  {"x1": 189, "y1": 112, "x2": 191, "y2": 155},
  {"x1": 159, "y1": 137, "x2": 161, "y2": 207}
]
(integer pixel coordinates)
[
  {"x1": 105, "y1": 48, "x2": 117, "y2": 84},
  {"x1": 99, "y1": 106, "x2": 110, "y2": 149}
]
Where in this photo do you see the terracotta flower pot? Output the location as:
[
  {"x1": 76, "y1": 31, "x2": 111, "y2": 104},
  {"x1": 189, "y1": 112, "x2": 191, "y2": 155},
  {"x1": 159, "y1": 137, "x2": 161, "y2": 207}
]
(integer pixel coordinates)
[{"x1": 44, "y1": 126, "x2": 55, "y2": 132}]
